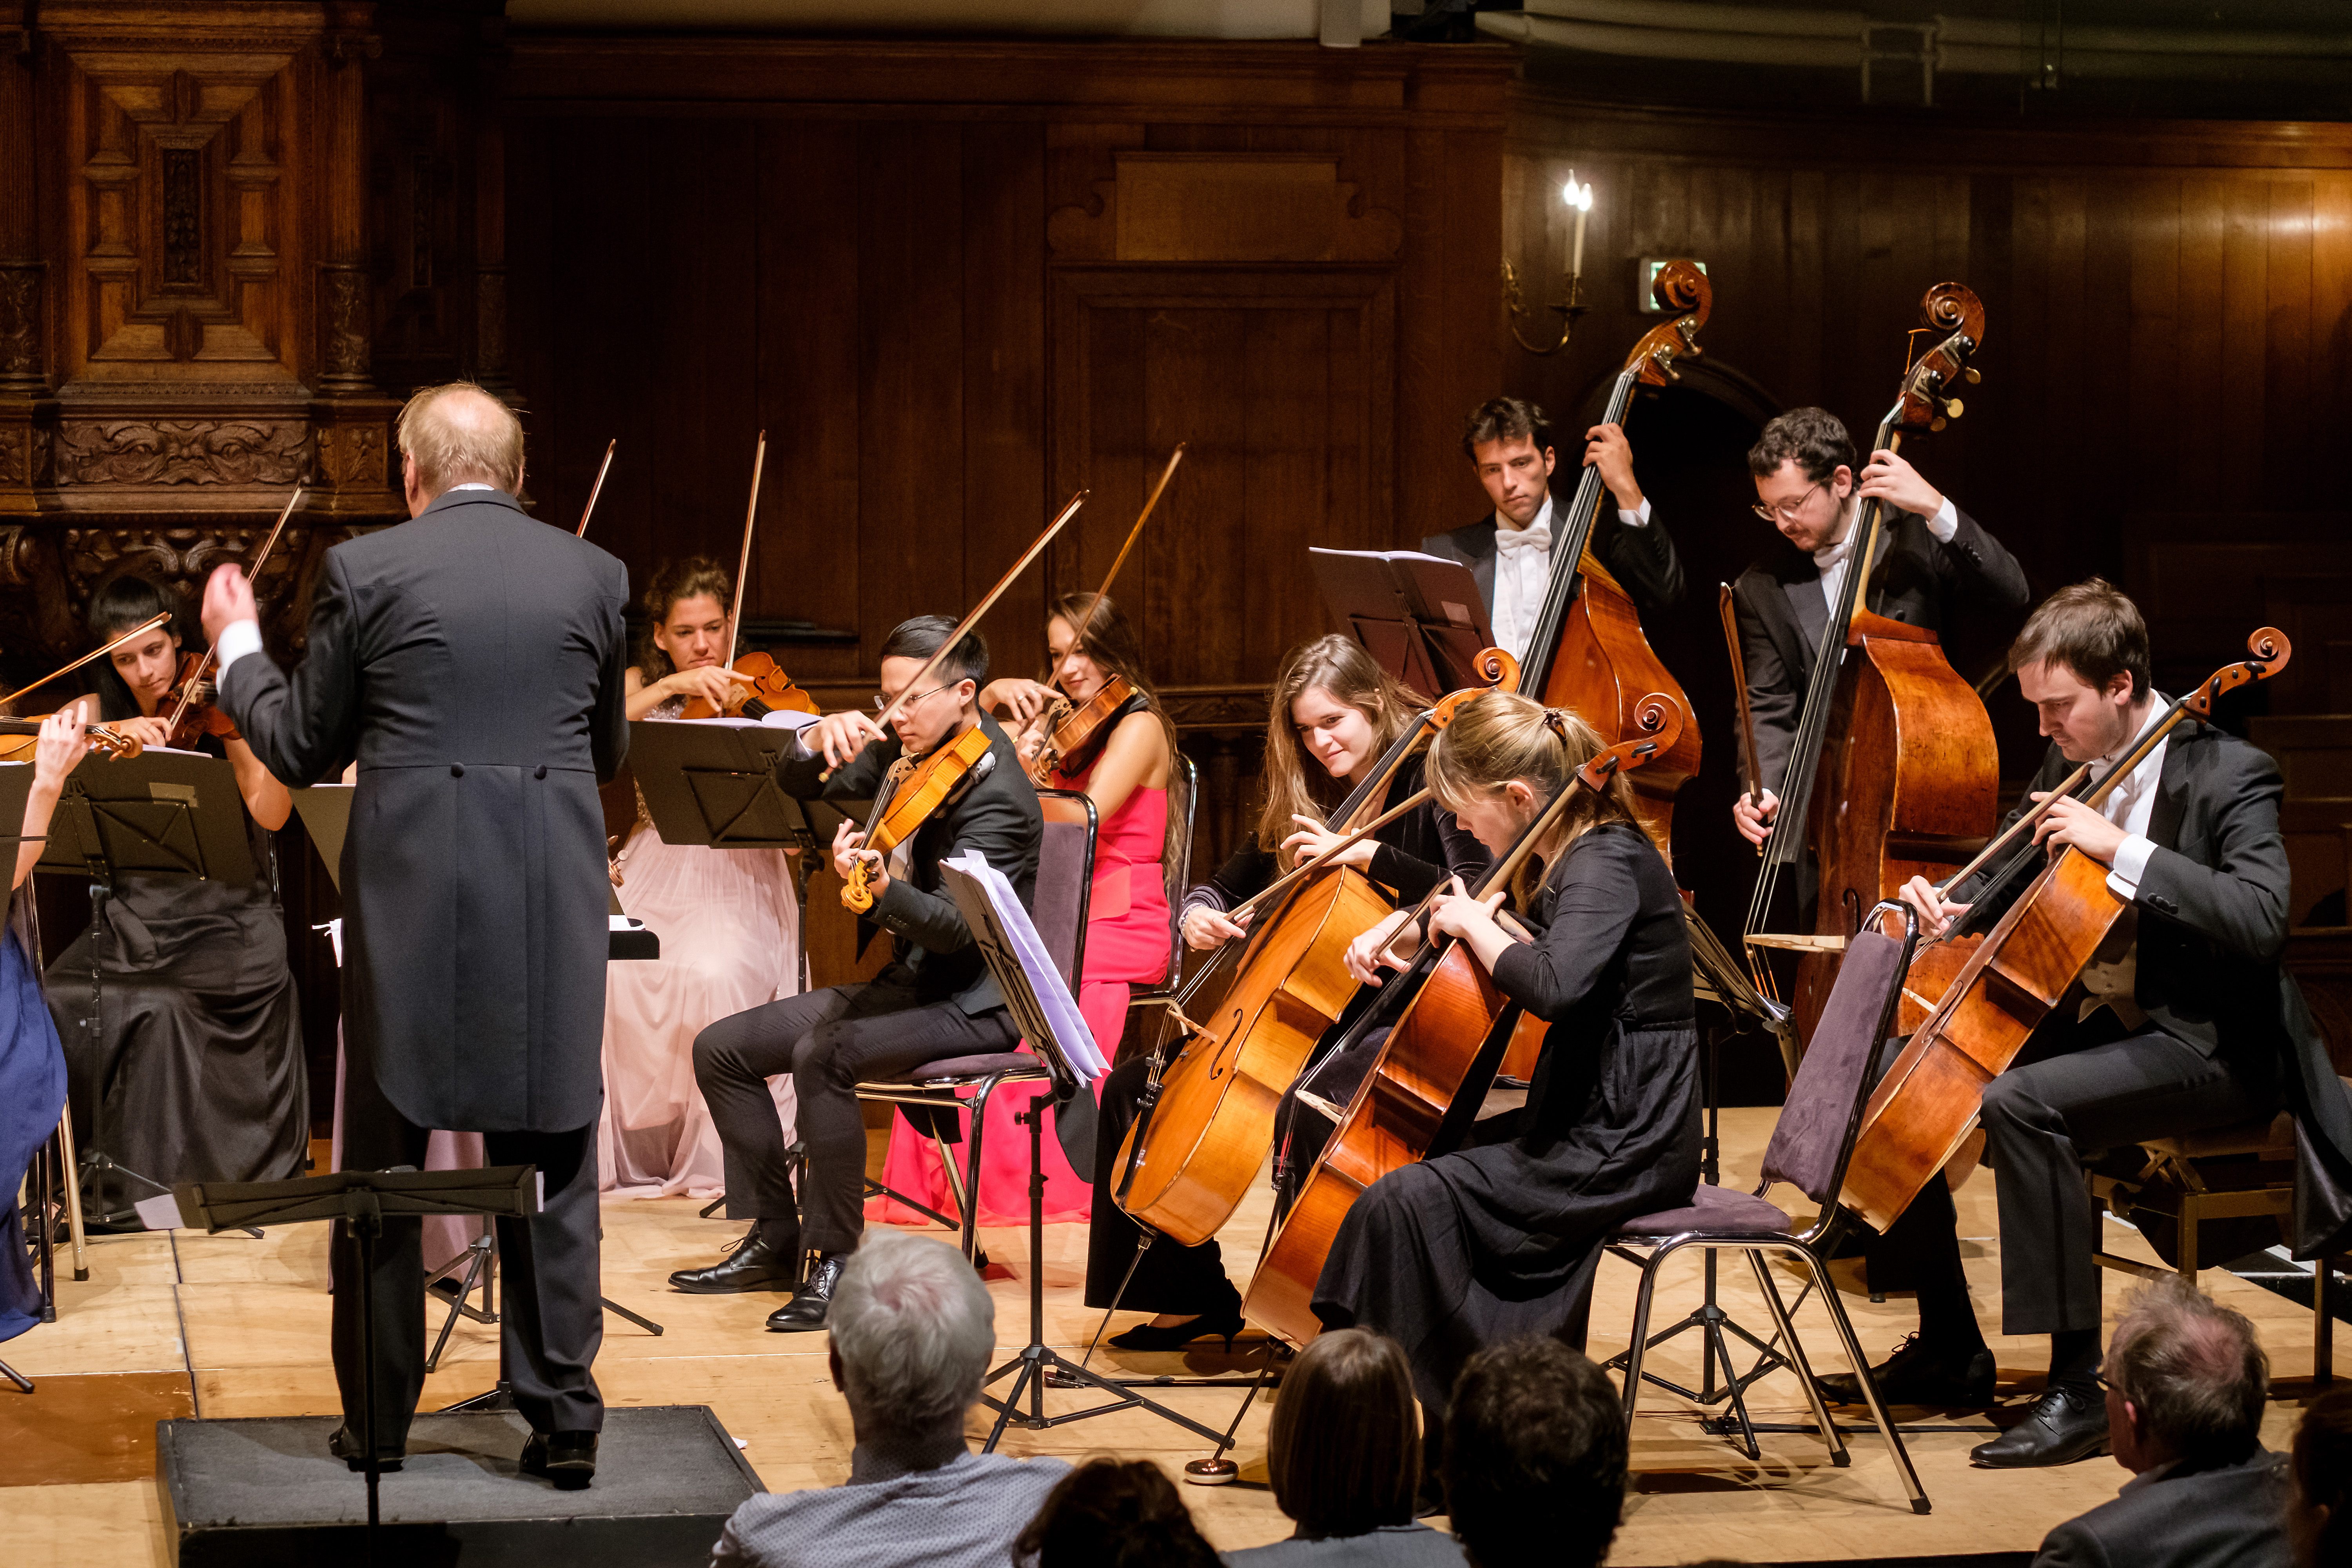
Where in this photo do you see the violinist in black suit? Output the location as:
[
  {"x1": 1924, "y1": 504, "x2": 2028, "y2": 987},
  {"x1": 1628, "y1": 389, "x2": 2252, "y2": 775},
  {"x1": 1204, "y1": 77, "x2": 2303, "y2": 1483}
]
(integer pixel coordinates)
[
  {"x1": 1419, "y1": 396, "x2": 1684, "y2": 668},
  {"x1": 203, "y1": 381, "x2": 632, "y2": 1488},
  {"x1": 1822, "y1": 581, "x2": 2352, "y2": 1471},
  {"x1": 1728, "y1": 405, "x2": 2028, "y2": 848},
  {"x1": 669, "y1": 616, "x2": 1042, "y2": 1333}
]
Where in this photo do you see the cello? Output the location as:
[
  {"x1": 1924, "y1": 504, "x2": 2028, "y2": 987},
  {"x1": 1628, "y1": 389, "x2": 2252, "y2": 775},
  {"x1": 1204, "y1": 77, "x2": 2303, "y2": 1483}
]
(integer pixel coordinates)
[
  {"x1": 1513, "y1": 260, "x2": 1707, "y2": 858},
  {"x1": 1742, "y1": 284, "x2": 1999, "y2": 1044},
  {"x1": 1245, "y1": 691, "x2": 1686, "y2": 1346},
  {"x1": 1112, "y1": 654, "x2": 1514, "y2": 1248},
  {"x1": 1839, "y1": 627, "x2": 2290, "y2": 1233}
]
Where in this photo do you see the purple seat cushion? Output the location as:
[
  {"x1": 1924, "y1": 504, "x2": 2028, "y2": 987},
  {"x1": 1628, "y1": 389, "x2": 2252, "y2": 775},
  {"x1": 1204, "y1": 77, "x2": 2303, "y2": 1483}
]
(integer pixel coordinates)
[
  {"x1": 1613, "y1": 1183, "x2": 1791, "y2": 1239},
  {"x1": 901, "y1": 1052, "x2": 1047, "y2": 1083}
]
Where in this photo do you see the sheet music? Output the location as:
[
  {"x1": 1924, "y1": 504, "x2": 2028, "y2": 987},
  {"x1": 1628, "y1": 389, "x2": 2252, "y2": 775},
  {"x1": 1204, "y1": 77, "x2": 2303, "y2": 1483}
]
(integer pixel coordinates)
[{"x1": 943, "y1": 850, "x2": 1107, "y2": 1080}]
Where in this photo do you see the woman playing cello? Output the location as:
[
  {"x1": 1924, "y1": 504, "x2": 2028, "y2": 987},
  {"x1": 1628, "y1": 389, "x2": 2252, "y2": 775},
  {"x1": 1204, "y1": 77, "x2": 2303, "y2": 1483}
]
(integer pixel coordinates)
[
  {"x1": 1084, "y1": 633, "x2": 1487, "y2": 1351},
  {"x1": 1316, "y1": 690, "x2": 1699, "y2": 1436},
  {"x1": 601, "y1": 558, "x2": 803, "y2": 1198},
  {"x1": 870, "y1": 590, "x2": 1176, "y2": 1227}
]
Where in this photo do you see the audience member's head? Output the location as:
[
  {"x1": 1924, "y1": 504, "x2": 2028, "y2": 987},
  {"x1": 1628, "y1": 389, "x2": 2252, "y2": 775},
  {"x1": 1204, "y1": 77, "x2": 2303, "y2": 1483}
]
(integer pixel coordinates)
[
  {"x1": 1266, "y1": 1328, "x2": 1421, "y2": 1540},
  {"x1": 1443, "y1": 1337, "x2": 1626, "y2": 1568},
  {"x1": 826, "y1": 1232, "x2": 995, "y2": 1453},
  {"x1": 2102, "y1": 1275, "x2": 2268, "y2": 1474},
  {"x1": 2290, "y1": 1386, "x2": 2352, "y2": 1568},
  {"x1": 1013, "y1": 1458, "x2": 1220, "y2": 1568},
  {"x1": 396, "y1": 381, "x2": 526, "y2": 512}
]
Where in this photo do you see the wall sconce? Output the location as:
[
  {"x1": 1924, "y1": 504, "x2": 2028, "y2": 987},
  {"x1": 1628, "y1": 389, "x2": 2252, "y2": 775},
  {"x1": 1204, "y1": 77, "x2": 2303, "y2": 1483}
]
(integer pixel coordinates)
[{"x1": 1502, "y1": 172, "x2": 1593, "y2": 356}]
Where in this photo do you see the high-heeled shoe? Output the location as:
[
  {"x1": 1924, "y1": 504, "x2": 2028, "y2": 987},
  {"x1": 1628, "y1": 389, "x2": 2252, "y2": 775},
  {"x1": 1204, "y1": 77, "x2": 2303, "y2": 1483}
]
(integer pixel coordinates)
[{"x1": 1107, "y1": 1305, "x2": 1246, "y2": 1353}]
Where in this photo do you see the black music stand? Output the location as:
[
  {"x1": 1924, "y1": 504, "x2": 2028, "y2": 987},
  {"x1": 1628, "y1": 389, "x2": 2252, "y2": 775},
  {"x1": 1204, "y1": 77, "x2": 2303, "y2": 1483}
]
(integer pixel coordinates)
[
  {"x1": 37, "y1": 750, "x2": 252, "y2": 1224},
  {"x1": 1310, "y1": 547, "x2": 1495, "y2": 697},
  {"x1": 935, "y1": 858, "x2": 1234, "y2": 1454},
  {"x1": 171, "y1": 1165, "x2": 539, "y2": 1538}
]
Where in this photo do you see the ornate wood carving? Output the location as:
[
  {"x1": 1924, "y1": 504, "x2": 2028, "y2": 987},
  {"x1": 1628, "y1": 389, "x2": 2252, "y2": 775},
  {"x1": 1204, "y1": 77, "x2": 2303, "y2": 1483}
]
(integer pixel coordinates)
[
  {"x1": 54, "y1": 418, "x2": 310, "y2": 486},
  {"x1": 1049, "y1": 154, "x2": 1404, "y2": 264},
  {"x1": 0, "y1": 264, "x2": 37, "y2": 382},
  {"x1": 321, "y1": 264, "x2": 372, "y2": 384},
  {"x1": 59, "y1": 519, "x2": 311, "y2": 605}
]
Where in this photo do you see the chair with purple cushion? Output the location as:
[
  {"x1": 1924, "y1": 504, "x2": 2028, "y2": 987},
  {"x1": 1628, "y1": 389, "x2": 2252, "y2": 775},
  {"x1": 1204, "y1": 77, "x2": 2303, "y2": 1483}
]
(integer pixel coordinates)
[
  {"x1": 852, "y1": 788, "x2": 1096, "y2": 1263},
  {"x1": 1606, "y1": 901, "x2": 1931, "y2": 1514}
]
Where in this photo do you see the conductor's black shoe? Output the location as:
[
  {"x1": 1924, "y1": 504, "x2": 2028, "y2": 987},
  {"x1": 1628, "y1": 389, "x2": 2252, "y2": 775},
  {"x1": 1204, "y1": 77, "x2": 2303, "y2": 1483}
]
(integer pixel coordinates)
[
  {"x1": 667, "y1": 1228, "x2": 800, "y2": 1294},
  {"x1": 1970, "y1": 1385, "x2": 2110, "y2": 1468},
  {"x1": 519, "y1": 1430, "x2": 598, "y2": 1490},
  {"x1": 766, "y1": 1252, "x2": 847, "y2": 1332},
  {"x1": 1817, "y1": 1334, "x2": 1996, "y2": 1408},
  {"x1": 328, "y1": 1423, "x2": 404, "y2": 1473}
]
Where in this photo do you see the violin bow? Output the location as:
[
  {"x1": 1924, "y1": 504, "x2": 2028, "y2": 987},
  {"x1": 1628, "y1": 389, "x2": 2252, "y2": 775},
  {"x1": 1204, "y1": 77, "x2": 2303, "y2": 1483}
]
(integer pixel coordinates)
[
  {"x1": 161, "y1": 481, "x2": 307, "y2": 737},
  {"x1": 1069, "y1": 445, "x2": 1184, "y2": 655},
  {"x1": 0, "y1": 611, "x2": 174, "y2": 712},
  {"x1": 574, "y1": 439, "x2": 617, "y2": 538},
  {"x1": 868, "y1": 488, "x2": 1089, "y2": 734},
  {"x1": 726, "y1": 433, "x2": 767, "y2": 657}
]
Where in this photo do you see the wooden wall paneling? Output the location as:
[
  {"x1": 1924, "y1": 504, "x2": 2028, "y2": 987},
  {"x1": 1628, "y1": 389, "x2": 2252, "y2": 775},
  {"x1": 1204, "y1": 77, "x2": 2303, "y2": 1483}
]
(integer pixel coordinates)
[
  {"x1": 857, "y1": 122, "x2": 964, "y2": 655},
  {"x1": 1782, "y1": 169, "x2": 1824, "y2": 408},
  {"x1": 2176, "y1": 178, "x2": 2228, "y2": 512},
  {"x1": 754, "y1": 120, "x2": 864, "y2": 680},
  {"x1": 2219, "y1": 180, "x2": 2269, "y2": 508},
  {"x1": 2040, "y1": 177, "x2": 2092, "y2": 582},
  {"x1": 2126, "y1": 179, "x2": 2182, "y2": 514},
  {"x1": 1131, "y1": 297, "x2": 1231, "y2": 681},
  {"x1": 958, "y1": 122, "x2": 1047, "y2": 675},
  {"x1": 2321, "y1": 179, "x2": 2352, "y2": 424},
  {"x1": 2265, "y1": 181, "x2": 2314, "y2": 509}
]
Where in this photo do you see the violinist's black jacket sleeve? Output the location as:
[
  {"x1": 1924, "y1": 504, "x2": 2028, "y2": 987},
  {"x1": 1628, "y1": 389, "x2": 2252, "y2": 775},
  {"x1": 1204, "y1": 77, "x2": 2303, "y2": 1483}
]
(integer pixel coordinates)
[{"x1": 771, "y1": 713, "x2": 1042, "y2": 1015}]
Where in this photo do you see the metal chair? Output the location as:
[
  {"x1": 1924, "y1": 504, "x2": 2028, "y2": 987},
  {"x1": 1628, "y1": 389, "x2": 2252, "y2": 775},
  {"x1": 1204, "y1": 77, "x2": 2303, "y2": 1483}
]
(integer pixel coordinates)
[
  {"x1": 1604, "y1": 903, "x2": 1932, "y2": 1514},
  {"x1": 852, "y1": 789, "x2": 1096, "y2": 1262}
]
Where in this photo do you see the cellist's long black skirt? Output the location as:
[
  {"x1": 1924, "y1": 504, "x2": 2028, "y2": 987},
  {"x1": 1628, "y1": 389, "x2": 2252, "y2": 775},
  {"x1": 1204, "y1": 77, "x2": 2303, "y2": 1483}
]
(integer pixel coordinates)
[
  {"x1": 1085, "y1": 1054, "x2": 1240, "y2": 1314},
  {"x1": 49, "y1": 867, "x2": 307, "y2": 1221},
  {"x1": 1312, "y1": 1020, "x2": 1701, "y2": 1408}
]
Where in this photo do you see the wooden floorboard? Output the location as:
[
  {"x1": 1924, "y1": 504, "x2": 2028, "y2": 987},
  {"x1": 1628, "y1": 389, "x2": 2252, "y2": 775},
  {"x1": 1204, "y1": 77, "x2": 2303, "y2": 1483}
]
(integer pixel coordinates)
[{"x1": 0, "y1": 1107, "x2": 2328, "y2": 1562}]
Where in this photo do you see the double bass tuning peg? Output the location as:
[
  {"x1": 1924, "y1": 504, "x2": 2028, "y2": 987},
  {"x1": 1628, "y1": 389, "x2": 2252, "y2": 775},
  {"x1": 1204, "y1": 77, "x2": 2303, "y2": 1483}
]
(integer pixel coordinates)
[
  {"x1": 1940, "y1": 396, "x2": 1965, "y2": 420},
  {"x1": 1964, "y1": 367, "x2": 1982, "y2": 384}
]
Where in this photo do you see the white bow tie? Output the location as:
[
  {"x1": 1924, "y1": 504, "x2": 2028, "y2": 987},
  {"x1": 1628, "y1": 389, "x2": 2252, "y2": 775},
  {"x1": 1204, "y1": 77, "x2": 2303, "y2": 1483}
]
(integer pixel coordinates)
[{"x1": 1495, "y1": 523, "x2": 1552, "y2": 559}]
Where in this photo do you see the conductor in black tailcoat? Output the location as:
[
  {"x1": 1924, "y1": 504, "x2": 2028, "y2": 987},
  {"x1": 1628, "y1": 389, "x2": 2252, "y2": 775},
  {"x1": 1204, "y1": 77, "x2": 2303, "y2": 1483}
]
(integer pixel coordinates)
[{"x1": 202, "y1": 383, "x2": 630, "y2": 1488}]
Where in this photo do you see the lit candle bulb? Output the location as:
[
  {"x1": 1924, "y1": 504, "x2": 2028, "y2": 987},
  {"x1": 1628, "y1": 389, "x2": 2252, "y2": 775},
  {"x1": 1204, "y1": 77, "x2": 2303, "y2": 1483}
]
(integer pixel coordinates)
[{"x1": 1565, "y1": 175, "x2": 1593, "y2": 283}]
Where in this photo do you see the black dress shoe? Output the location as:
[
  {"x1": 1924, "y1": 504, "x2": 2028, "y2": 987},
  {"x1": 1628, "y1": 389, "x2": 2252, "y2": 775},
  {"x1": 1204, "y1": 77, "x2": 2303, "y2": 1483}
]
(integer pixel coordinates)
[
  {"x1": 1818, "y1": 1334, "x2": 1996, "y2": 1408},
  {"x1": 1107, "y1": 1304, "x2": 1247, "y2": 1353},
  {"x1": 1971, "y1": 1384, "x2": 2111, "y2": 1468},
  {"x1": 667, "y1": 1228, "x2": 802, "y2": 1294},
  {"x1": 328, "y1": 1423, "x2": 404, "y2": 1473},
  {"x1": 519, "y1": 1430, "x2": 598, "y2": 1490},
  {"x1": 766, "y1": 1252, "x2": 846, "y2": 1332}
]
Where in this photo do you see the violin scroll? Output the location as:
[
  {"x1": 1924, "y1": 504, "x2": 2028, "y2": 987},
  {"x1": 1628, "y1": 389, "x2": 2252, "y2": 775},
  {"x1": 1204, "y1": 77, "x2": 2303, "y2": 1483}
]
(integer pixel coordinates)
[
  {"x1": 2181, "y1": 625, "x2": 2293, "y2": 721},
  {"x1": 1897, "y1": 283, "x2": 1987, "y2": 435}
]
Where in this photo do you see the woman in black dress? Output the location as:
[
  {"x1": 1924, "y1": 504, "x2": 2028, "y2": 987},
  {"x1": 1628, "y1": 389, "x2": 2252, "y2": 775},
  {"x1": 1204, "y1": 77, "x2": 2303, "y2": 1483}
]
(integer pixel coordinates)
[
  {"x1": 1084, "y1": 634, "x2": 1488, "y2": 1351},
  {"x1": 47, "y1": 576, "x2": 307, "y2": 1225},
  {"x1": 1312, "y1": 689, "x2": 1699, "y2": 1417}
]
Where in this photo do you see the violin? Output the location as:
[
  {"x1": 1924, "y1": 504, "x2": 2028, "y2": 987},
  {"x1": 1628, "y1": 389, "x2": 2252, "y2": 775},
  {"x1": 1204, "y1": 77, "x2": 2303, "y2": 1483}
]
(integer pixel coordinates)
[
  {"x1": 1839, "y1": 627, "x2": 2290, "y2": 1235},
  {"x1": 160, "y1": 651, "x2": 242, "y2": 748},
  {"x1": 1743, "y1": 284, "x2": 1999, "y2": 1045},
  {"x1": 840, "y1": 723, "x2": 997, "y2": 913},
  {"x1": 1245, "y1": 690, "x2": 1687, "y2": 1346},
  {"x1": 0, "y1": 712, "x2": 146, "y2": 762},
  {"x1": 1020, "y1": 673, "x2": 1144, "y2": 785},
  {"x1": 1513, "y1": 261, "x2": 1707, "y2": 860},
  {"x1": 679, "y1": 651, "x2": 820, "y2": 723}
]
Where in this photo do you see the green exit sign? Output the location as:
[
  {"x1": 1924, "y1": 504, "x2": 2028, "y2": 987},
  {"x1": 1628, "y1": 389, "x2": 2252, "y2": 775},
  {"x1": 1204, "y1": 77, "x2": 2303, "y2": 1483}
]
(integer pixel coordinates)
[{"x1": 1639, "y1": 258, "x2": 1707, "y2": 312}]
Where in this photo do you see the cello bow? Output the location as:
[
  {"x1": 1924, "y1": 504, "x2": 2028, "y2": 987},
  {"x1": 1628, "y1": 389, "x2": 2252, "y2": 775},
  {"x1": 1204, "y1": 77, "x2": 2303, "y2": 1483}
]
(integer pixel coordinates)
[
  {"x1": 1718, "y1": 581, "x2": 1765, "y2": 851},
  {"x1": 574, "y1": 439, "x2": 617, "y2": 538}
]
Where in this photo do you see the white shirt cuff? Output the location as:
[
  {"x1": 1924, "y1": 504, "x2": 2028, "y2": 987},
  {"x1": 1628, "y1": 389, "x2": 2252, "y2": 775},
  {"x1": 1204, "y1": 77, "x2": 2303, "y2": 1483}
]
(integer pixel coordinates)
[
  {"x1": 2107, "y1": 833, "x2": 2156, "y2": 901},
  {"x1": 1617, "y1": 496, "x2": 1652, "y2": 528},
  {"x1": 216, "y1": 618, "x2": 265, "y2": 674},
  {"x1": 1927, "y1": 496, "x2": 1959, "y2": 542}
]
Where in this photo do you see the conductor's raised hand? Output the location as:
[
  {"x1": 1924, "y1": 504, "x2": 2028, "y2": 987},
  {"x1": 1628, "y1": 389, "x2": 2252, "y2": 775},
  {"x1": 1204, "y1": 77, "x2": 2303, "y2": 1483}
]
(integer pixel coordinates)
[
  {"x1": 808, "y1": 708, "x2": 885, "y2": 770},
  {"x1": 200, "y1": 563, "x2": 256, "y2": 647}
]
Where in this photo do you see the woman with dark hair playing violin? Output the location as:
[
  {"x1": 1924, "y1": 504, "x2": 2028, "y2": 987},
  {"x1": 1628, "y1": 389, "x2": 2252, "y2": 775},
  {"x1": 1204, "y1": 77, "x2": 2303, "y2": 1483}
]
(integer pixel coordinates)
[
  {"x1": 871, "y1": 590, "x2": 1176, "y2": 1229},
  {"x1": 1314, "y1": 689, "x2": 1699, "y2": 1454},
  {"x1": 43, "y1": 575, "x2": 307, "y2": 1226},
  {"x1": 600, "y1": 557, "x2": 803, "y2": 1200},
  {"x1": 1083, "y1": 633, "x2": 1488, "y2": 1352}
]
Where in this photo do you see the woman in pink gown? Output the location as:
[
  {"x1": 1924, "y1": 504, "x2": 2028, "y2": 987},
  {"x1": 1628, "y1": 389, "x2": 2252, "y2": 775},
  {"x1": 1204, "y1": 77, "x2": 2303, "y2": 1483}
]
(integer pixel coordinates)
[
  {"x1": 869, "y1": 590, "x2": 1176, "y2": 1227},
  {"x1": 601, "y1": 559, "x2": 800, "y2": 1198}
]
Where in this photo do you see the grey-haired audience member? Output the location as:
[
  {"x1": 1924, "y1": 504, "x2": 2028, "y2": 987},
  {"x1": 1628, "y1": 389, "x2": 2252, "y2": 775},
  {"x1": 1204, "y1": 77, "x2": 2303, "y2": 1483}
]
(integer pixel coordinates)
[
  {"x1": 1441, "y1": 1337, "x2": 1624, "y2": 1568},
  {"x1": 1015, "y1": 1458, "x2": 1220, "y2": 1568},
  {"x1": 2289, "y1": 1384, "x2": 2352, "y2": 1568},
  {"x1": 709, "y1": 1232, "x2": 1066, "y2": 1568},
  {"x1": 2030, "y1": 1276, "x2": 2289, "y2": 1568},
  {"x1": 1224, "y1": 1328, "x2": 1466, "y2": 1565}
]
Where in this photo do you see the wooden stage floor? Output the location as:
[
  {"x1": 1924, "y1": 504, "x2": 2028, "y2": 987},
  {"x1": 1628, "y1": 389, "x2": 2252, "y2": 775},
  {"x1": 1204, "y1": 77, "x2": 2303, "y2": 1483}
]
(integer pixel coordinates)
[{"x1": 0, "y1": 1107, "x2": 2326, "y2": 1565}]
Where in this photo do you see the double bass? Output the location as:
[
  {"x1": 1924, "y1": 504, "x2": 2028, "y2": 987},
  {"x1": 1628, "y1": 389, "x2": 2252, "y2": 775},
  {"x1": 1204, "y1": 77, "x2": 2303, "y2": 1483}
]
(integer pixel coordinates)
[
  {"x1": 1513, "y1": 260, "x2": 1708, "y2": 858},
  {"x1": 1245, "y1": 691, "x2": 1686, "y2": 1345},
  {"x1": 1841, "y1": 628, "x2": 2291, "y2": 1232},
  {"x1": 1743, "y1": 284, "x2": 1999, "y2": 1043}
]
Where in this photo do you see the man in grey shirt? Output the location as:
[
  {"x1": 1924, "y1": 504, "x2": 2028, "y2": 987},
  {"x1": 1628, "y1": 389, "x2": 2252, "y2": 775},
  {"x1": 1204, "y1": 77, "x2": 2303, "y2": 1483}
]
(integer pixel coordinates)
[{"x1": 710, "y1": 1232, "x2": 1066, "y2": 1567}]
